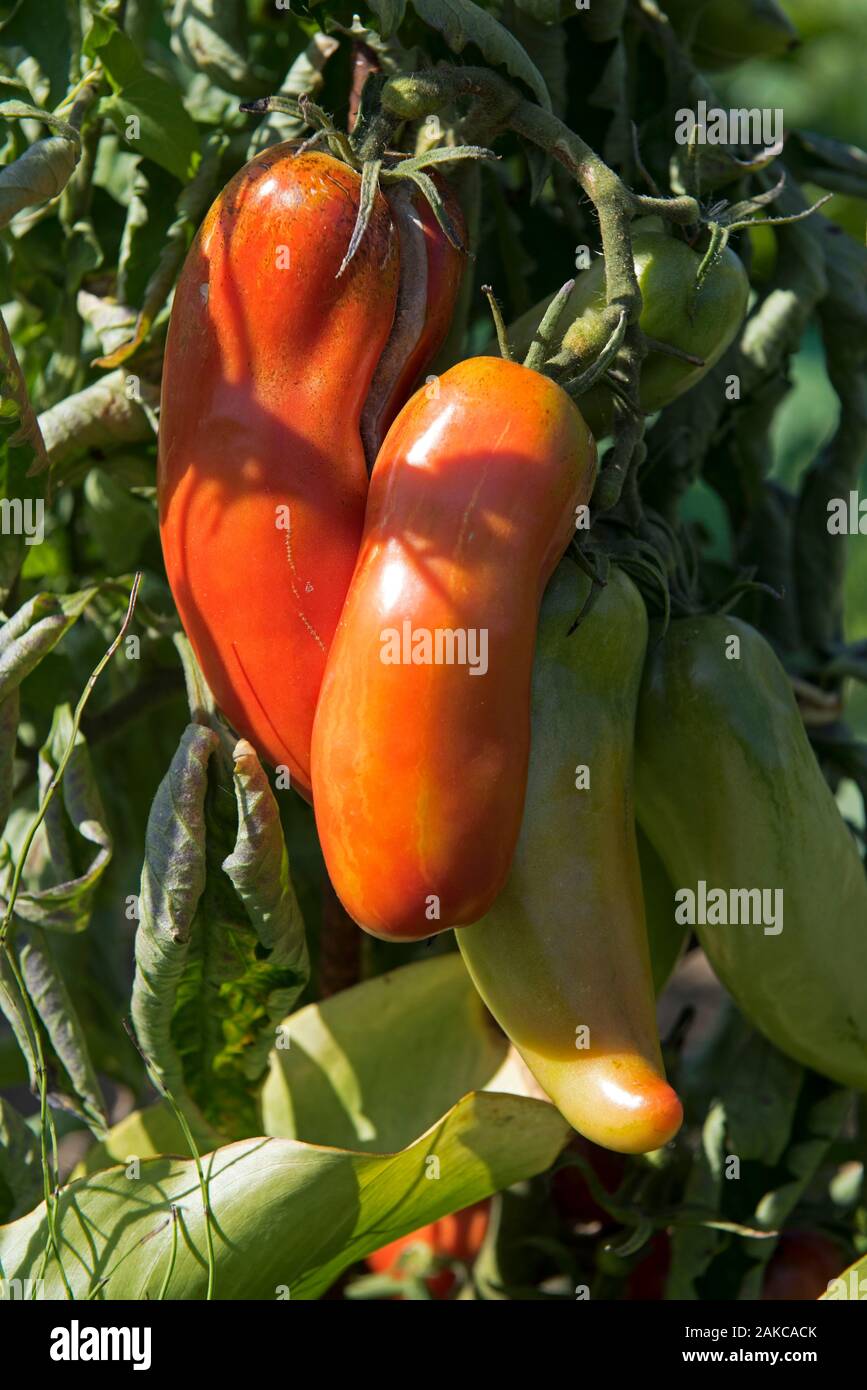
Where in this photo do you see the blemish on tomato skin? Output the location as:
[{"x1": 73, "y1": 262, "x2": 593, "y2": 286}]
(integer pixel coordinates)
[{"x1": 280, "y1": 508, "x2": 326, "y2": 654}]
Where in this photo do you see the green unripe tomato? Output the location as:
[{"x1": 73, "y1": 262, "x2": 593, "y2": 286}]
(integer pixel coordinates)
[
  {"x1": 635, "y1": 613, "x2": 867, "y2": 1091},
  {"x1": 506, "y1": 231, "x2": 749, "y2": 438},
  {"x1": 567, "y1": 231, "x2": 749, "y2": 434}
]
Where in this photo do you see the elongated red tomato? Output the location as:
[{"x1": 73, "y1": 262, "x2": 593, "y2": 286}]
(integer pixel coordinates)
[
  {"x1": 311, "y1": 357, "x2": 597, "y2": 939},
  {"x1": 158, "y1": 148, "x2": 400, "y2": 800}
]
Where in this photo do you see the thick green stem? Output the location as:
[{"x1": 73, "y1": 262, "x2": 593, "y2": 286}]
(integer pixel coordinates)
[{"x1": 381, "y1": 65, "x2": 699, "y2": 511}]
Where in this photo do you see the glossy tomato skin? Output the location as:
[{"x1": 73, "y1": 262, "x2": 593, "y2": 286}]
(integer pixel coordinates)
[
  {"x1": 311, "y1": 357, "x2": 597, "y2": 939},
  {"x1": 158, "y1": 148, "x2": 399, "y2": 800},
  {"x1": 562, "y1": 232, "x2": 749, "y2": 435},
  {"x1": 458, "y1": 562, "x2": 683, "y2": 1153},
  {"x1": 761, "y1": 1231, "x2": 848, "y2": 1301},
  {"x1": 635, "y1": 614, "x2": 867, "y2": 1090},
  {"x1": 366, "y1": 1201, "x2": 491, "y2": 1298}
]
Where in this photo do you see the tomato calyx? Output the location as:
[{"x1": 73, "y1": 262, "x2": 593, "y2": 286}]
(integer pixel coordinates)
[
  {"x1": 240, "y1": 88, "x2": 492, "y2": 275},
  {"x1": 692, "y1": 181, "x2": 832, "y2": 293},
  {"x1": 482, "y1": 276, "x2": 600, "y2": 389}
]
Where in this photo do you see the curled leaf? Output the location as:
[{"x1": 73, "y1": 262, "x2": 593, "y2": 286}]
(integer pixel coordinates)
[
  {"x1": 16, "y1": 924, "x2": 108, "y2": 1134},
  {"x1": 0, "y1": 688, "x2": 17, "y2": 834},
  {"x1": 5, "y1": 705, "x2": 112, "y2": 934},
  {"x1": 34, "y1": 371, "x2": 158, "y2": 479},
  {"x1": 0, "y1": 134, "x2": 78, "y2": 229},
  {"x1": 221, "y1": 739, "x2": 309, "y2": 1080},
  {"x1": 409, "y1": 0, "x2": 551, "y2": 112},
  {"x1": 131, "y1": 723, "x2": 219, "y2": 1101},
  {"x1": 0, "y1": 590, "x2": 98, "y2": 704}
]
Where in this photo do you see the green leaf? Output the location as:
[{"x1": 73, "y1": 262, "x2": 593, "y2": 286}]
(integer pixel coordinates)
[
  {"x1": 0, "y1": 133, "x2": 78, "y2": 229},
  {"x1": 511, "y1": 8, "x2": 568, "y2": 116},
  {"x1": 0, "y1": 1096, "x2": 41, "y2": 1222},
  {"x1": 82, "y1": 468, "x2": 156, "y2": 574},
  {"x1": 0, "y1": 0, "x2": 72, "y2": 108},
  {"x1": 169, "y1": 0, "x2": 273, "y2": 99},
  {"x1": 262, "y1": 953, "x2": 509, "y2": 1152},
  {"x1": 666, "y1": 1099, "x2": 728, "y2": 1299},
  {"x1": 85, "y1": 14, "x2": 199, "y2": 182},
  {"x1": 787, "y1": 129, "x2": 867, "y2": 201},
  {"x1": 3, "y1": 704, "x2": 112, "y2": 934},
  {"x1": 15, "y1": 923, "x2": 108, "y2": 1134},
  {"x1": 132, "y1": 727, "x2": 310, "y2": 1137},
  {"x1": 96, "y1": 134, "x2": 224, "y2": 369},
  {"x1": 721, "y1": 1030, "x2": 804, "y2": 1168},
  {"x1": 0, "y1": 1092, "x2": 570, "y2": 1299},
  {"x1": 409, "y1": 0, "x2": 551, "y2": 111},
  {"x1": 746, "y1": 1083, "x2": 851, "y2": 1245},
  {"x1": 115, "y1": 160, "x2": 181, "y2": 309},
  {"x1": 514, "y1": 0, "x2": 575, "y2": 22},
  {"x1": 0, "y1": 589, "x2": 98, "y2": 704},
  {"x1": 573, "y1": 0, "x2": 626, "y2": 43},
  {"x1": 71, "y1": 1100, "x2": 224, "y2": 1179},
  {"x1": 367, "y1": 0, "x2": 408, "y2": 40},
  {"x1": 76, "y1": 290, "x2": 138, "y2": 361},
  {"x1": 131, "y1": 723, "x2": 218, "y2": 1107}
]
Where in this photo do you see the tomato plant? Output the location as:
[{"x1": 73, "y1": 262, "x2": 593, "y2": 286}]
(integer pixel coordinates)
[{"x1": 0, "y1": 0, "x2": 864, "y2": 1326}]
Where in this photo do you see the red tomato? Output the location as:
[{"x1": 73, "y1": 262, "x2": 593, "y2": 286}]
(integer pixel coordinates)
[
  {"x1": 625, "y1": 1231, "x2": 671, "y2": 1301},
  {"x1": 366, "y1": 1201, "x2": 491, "y2": 1298},
  {"x1": 159, "y1": 148, "x2": 398, "y2": 799},
  {"x1": 761, "y1": 1230, "x2": 849, "y2": 1301},
  {"x1": 159, "y1": 149, "x2": 464, "y2": 800},
  {"x1": 311, "y1": 356, "x2": 597, "y2": 938}
]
